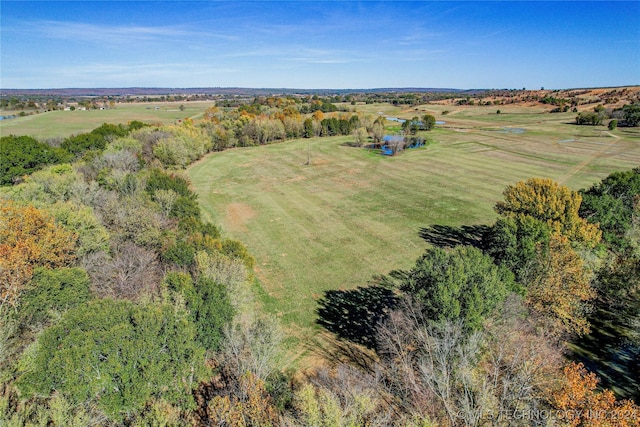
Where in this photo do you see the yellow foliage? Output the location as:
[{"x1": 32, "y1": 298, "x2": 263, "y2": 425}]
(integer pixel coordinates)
[
  {"x1": 527, "y1": 233, "x2": 596, "y2": 335},
  {"x1": 206, "y1": 373, "x2": 280, "y2": 427},
  {"x1": 496, "y1": 178, "x2": 601, "y2": 247},
  {"x1": 552, "y1": 362, "x2": 639, "y2": 427},
  {"x1": 0, "y1": 202, "x2": 77, "y2": 308}
]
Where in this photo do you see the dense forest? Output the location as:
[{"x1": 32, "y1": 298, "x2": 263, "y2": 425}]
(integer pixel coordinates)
[{"x1": 1, "y1": 95, "x2": 639, "y2": 426}]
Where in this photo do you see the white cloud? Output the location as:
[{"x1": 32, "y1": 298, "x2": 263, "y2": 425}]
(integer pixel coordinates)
[{"x1": 16, "y1": 20, "x2": 238, "y2": 45}]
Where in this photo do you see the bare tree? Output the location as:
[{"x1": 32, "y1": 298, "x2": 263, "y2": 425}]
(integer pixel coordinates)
[
  {"x1": 375, "y1": 297, "x2": 562, "y2": 426},
  {"x1": 83, "y1": 242, "x2": 161, "y2": 300}
]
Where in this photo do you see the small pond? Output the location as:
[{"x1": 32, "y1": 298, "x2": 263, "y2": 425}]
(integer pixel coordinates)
[{"x1": 497, "y1": 127, "x2": 526, "y2": 134}]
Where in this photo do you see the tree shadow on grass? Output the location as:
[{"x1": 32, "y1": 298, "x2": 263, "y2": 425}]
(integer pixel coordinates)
[
  {"x1": 309, "y1": 332, "x2": 379, "y2": 372},
  {"x1": 316, "y1": 285, "x2": 398, "y2": 350},
  {"x1": 419, "y1": 224, "x2": 491, "y2": 250}
]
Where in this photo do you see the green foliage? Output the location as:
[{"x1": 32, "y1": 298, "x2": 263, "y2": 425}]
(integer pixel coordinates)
[
  {"x1": 47, "y1": 201, "x2": 110, "y2": 256},
  {"x1": 422, "y1": 114, "x2": 436, "y2": 130},
  {"x1": 393, "y1": 246, "x2": 516, "y2": 330},
  {"x1": 486, "y1": 215, "x2": 552, "y2": 283},
  {"x1": 61, "y1": 123, "x2": 129, "y2": 156},
  {"x1": 18, "y1": 267, "x2": 91, "y2": 327},
  {"x1": 178, "y1": 216, "x2": 221, "y2": 239},
  {"x1": 194, "y1": 251, "x2": 248, "y2": 305},
  {"x1": 146, "y1": 168, "x2": 197, "y2": 200},
  {"x1": 150, "y1": 125, "x2": 211, "y2": 167},
  {"x1": 621, "y1": 103, "x2": 640, "y2": 127},
  {"x1": 170, "y1": 195, "x2": 201, "y2": 220},
  {"x1": 221, "y1": 238, "x2": 255, "y2": 268},
  {"x1": 0, "y1": 135, "x2": 71, "y2": 185},
  {"x1": 161, "y1": 240, "x2": 196, "y2": 267},
  {"x1": 608, "y1": 119, "x2": 618, "y2": 130},
  {"x1": 99, "y1": 194, "x2": 164, "y2": 248},
  {"x1": 17, "y1": 298, "x2": 207, "y2": 421},
  {"x1": 163, "y1": 272, "x2": 234, "y2": 351},
  {"x1": 0, "y1": 389, "x2": 93, "y2": 427},
  {"x1": 15, "y1": 163, "x2": 82, "y2": 204},
  {"x1": 580, "y1": 167, "x2": 640, "y2": 248},
  {"x1": 575, "y1": 111, "x2": 604, "y2": 126},
  {"x1": 303, "y1": 118, "x2": 314, "y2": 138},
  {"x1": 540, "y1": 95, "x2": 569, "y2": 106}
]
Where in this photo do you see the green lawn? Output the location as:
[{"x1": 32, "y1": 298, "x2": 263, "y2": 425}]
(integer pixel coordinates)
[
  {"x1": 188, "y1": 111, "x2": 639, "y2": 367},
  {"x1": 0, "y1": 101, "x2": 215, "y2": 139}
]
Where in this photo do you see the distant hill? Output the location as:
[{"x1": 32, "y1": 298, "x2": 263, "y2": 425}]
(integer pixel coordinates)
[{"x1": 0, "y1": 87, "x2": 467, "y2": 97}]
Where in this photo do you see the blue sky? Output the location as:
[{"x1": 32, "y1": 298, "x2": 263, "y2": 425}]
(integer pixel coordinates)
[{"x1": 2, "y1": 1, "x2": 639, "y2": 89}]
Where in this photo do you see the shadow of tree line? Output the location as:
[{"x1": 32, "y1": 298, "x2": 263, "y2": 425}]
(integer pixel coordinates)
[
  {"x1": 316, "y1": 285, "x2": 398, "y2": 349},
  {"x1": 316, "y1": 224, "x2": 492, "y2": 349},
  {"x1": 418, "y1": 224, "x2": 490, "y2": 250}
]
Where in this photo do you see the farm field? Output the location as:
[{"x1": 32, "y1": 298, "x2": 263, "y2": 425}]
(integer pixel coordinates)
[
  {"x1": 0, "y1": 100, "x2": 216, "y2": 138},
  {"x1": 188, "y1": 105, "x2": 640, "y2": 367}
]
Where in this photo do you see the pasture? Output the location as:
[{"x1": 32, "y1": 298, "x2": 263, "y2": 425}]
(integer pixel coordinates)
[
  {"x1": 0, "y1": 101, "x2": 216, "y2": 139},
  {"x1": 188, "y1": 105, "x2": 640, "y2": 367}
]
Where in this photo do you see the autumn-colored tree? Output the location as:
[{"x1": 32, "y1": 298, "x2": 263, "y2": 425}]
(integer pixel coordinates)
[
  {"x1": 552, "y1": 362, "x2": 640, "y2": 427},
  {"x1": 495, "y1": 178, "x2": 601, "y2": 247},
  {"x1": 313, "y1": 110, "x2": 324, "y2": 122},
  {"x1": 206, "y1": 372, "x2": 280, "y2": 427},
  {"x1": 527, "y1": 233, "x2": 596, "y2": 335},
  {"x1": 0, "y1": 202, "x2": 77, "y2": 309}
]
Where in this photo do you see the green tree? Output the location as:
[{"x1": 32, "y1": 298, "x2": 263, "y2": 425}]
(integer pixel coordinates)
[
  {"x1": 303, "y1": 118, "x2": 314, "y2": 138},
  {"x1": 621, "y1": 103, "x2": 640, "y2": 127},
  {"x1": 17, "y1": 299, "x2": 207, "y2": 421},
  {"x1": 163, "y1": 272, "x2": 234, "y2": 352},
  {"x1": 0, "y1": 135, "x2": 71, "y2": 185},
  {"x1": 575, "y1": 111, "x2": 604, "y2": 126},
  {"x1": 18, "y1": 267, "x2": 91, "y2": 328},
  {"x1": 422, "y1": 114, "x2": 436, "y2": 130},
  {"x1": 579, "y1": 167, "x2": 640, "y2": 248},
  {"x1": 486, "y1": 215, "x2": 552, "y2": 283},
  {"x1": 391, "y1": 246, "x2": 516, "y2": 330}
]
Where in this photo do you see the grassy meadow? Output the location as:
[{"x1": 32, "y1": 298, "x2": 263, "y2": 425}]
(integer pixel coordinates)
[
  {"x1": 188, "y1": 105, "x2": 640, "y2": 367},
  {"x1": 0, "y1": 101, "x2": 216, "y2": 139}
]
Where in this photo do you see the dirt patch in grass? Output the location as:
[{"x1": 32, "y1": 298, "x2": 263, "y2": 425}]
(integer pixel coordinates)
[{"x1": 225, "y1": 202, "x2": 256, "y2": 232}]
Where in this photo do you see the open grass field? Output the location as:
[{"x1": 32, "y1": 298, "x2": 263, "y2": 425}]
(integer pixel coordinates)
[
  {"x1": 188, "y1": 104, "x2": 640, "y2": 368},
  {"x1": 0, "y1": 101, "x2": 216, "y2": 139}
]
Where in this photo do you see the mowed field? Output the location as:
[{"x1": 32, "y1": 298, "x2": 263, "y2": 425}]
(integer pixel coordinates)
[
  {"x1": 188, "y1": 104, "x2": 640, "y2": 367},
  {"x1": 0, "y1": 101, "x2": 216, "y2": 138}
]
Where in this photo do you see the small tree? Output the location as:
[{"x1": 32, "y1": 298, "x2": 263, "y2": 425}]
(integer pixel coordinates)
[
  {"x1": 608, "y1": 119, "x2": 617, "y2": 130},
  {"x1": 351, "y1": 126, "x2": 368, "y2": 147},
  {"x1": 422, "y1": 114, "x2": 436, "y2": 130}
]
